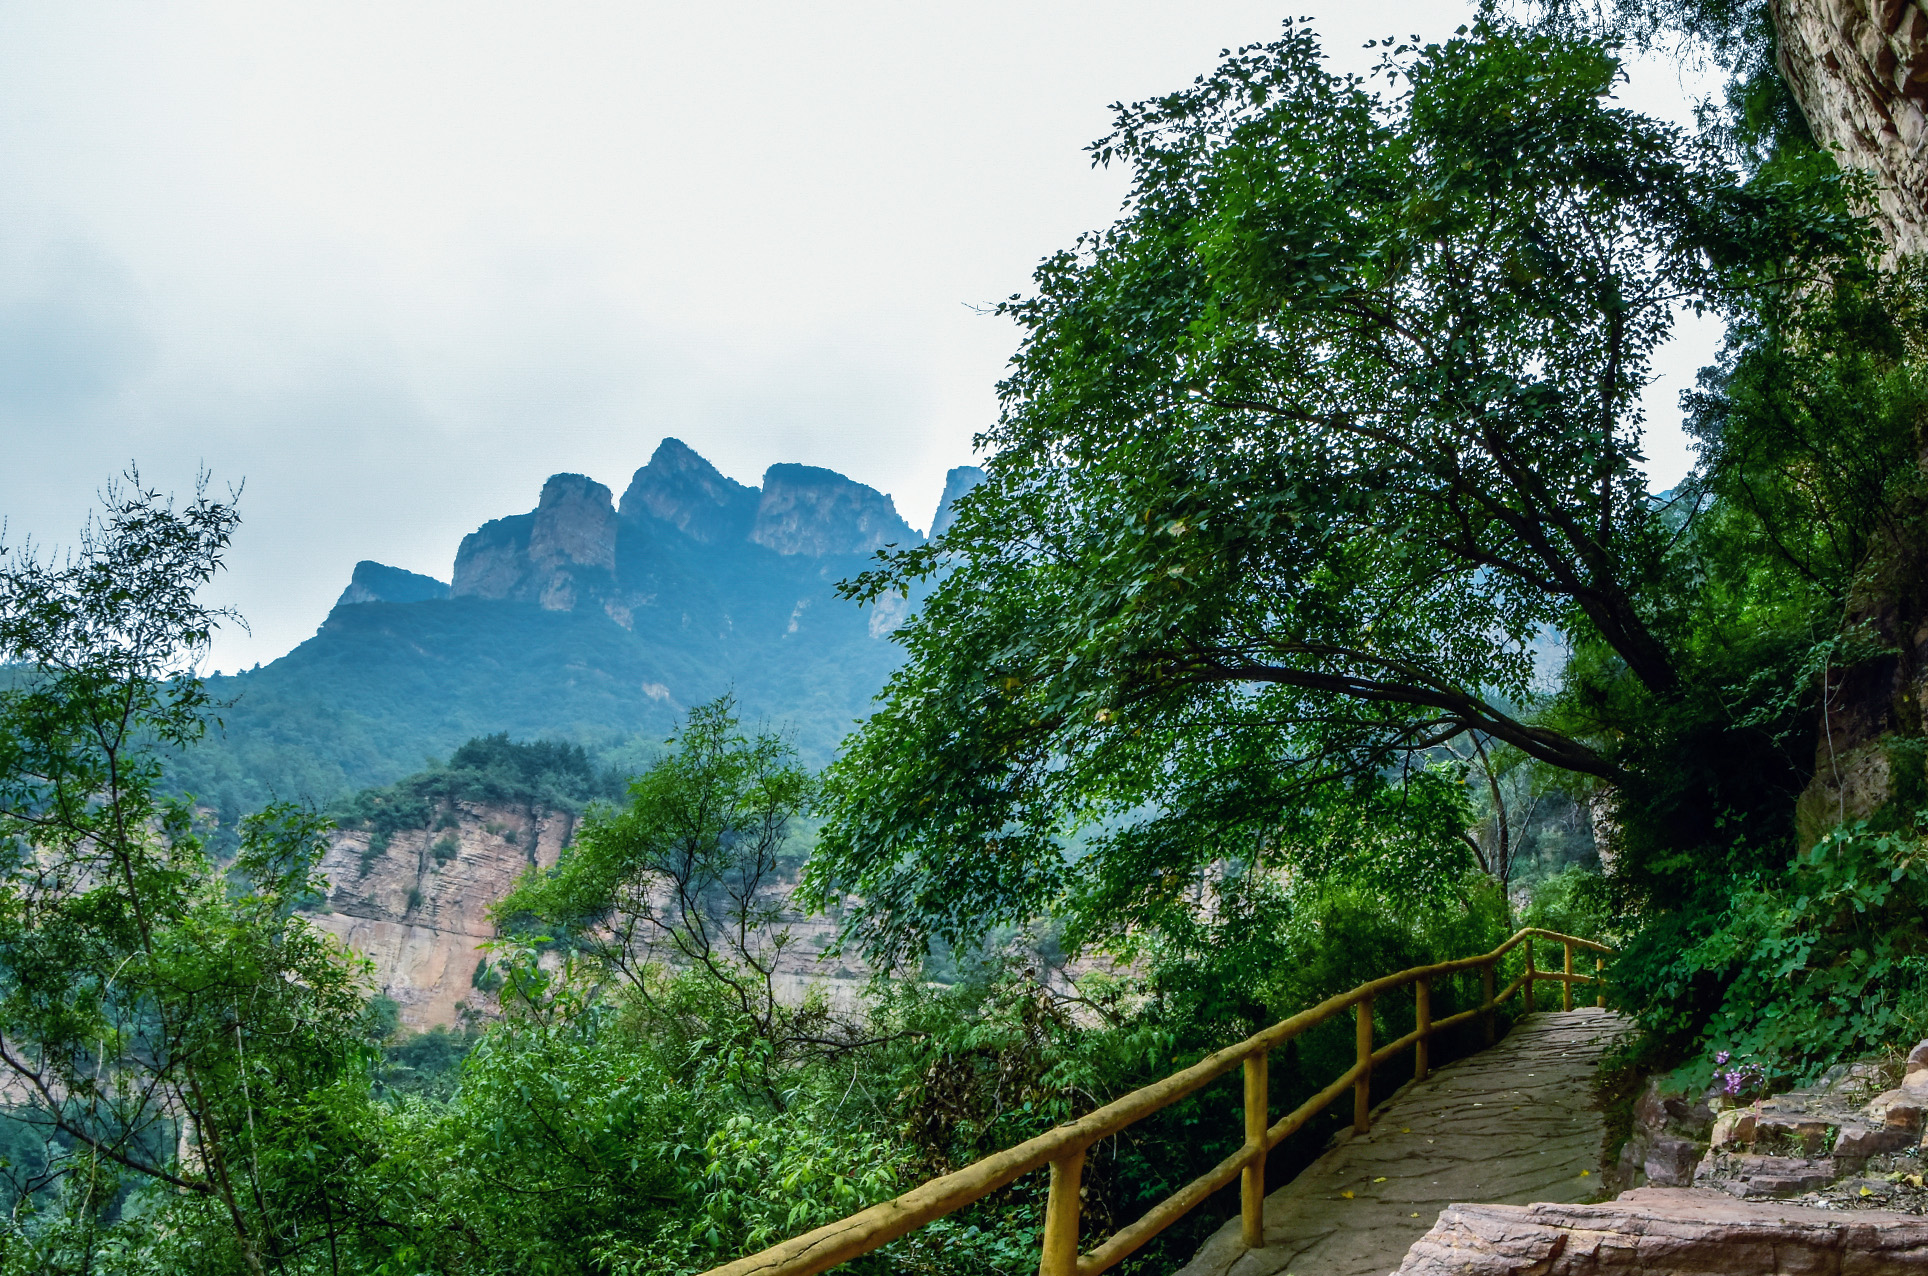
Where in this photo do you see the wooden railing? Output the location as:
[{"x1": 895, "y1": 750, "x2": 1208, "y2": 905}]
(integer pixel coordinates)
[{"x1": 701, "y1": 927, "x2": 1611, "y2": 1276}]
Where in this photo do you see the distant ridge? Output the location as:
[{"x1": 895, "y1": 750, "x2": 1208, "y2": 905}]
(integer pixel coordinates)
[
  {"x1": 335, "y1": 561, "x2": 450, "y2": 607},
  {"x1": 172, "y1": 440, "x2": 979, "y2": 813}
]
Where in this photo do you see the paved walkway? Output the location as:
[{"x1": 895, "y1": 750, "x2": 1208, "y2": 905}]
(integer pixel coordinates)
[{"x1": 1175, "y1": 1008, "x2": 1631, "y2": 1276}]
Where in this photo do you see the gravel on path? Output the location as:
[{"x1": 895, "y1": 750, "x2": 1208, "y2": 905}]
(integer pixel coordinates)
[{"x1": 1173, "y1": 1007, "x2": 1632, "y2": 1276}]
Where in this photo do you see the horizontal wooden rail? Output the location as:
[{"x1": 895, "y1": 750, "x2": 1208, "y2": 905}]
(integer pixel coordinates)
[{"x1": 699, "y1": 927, "x2": 1611, "y2": 1276}]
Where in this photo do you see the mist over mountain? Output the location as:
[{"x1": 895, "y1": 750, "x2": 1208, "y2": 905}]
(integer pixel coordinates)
[{"x1": 172, "y1": 440, "x2": 982, "y2": 813}]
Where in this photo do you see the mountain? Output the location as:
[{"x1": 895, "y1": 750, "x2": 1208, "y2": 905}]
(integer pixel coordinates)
[
  {"x1": 173, "y1": 441, "x2": 984, "y2": 812},
  {"x1": 929, "y1": 465, "x2": 987, "y2": 539},
  {"x1": 335, "y1": 561, "x2": 451, "y2": 607}
]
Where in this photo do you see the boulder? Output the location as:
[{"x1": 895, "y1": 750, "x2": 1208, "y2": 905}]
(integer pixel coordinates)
[
  {"x1": 1834, "y1": 1121, "x2": 1918, "y2": 1160},
  {"x1": 1868, "y1": 1088, "x2": 1925, "y2": 1132},
  {"x1": 1393, "y1": 1187, "x2": 1928, "y2": 1274},
  {"x1": 1709, "y1": 1108, "x2": 1755, "y2": 1150},
  {"x1": 1640, "y1": 1136, "x2": 1700, "y2": 1188},
  {"x1": 1619, "y1": 1076, "x2": 1719, "y2": 1189},
  {"x1": 1697, "y1": 1152, "x2": 1836, "y2": 1198}
]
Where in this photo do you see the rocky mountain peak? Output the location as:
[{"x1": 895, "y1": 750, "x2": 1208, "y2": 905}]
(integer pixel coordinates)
[
  {"x1": 450, "y1": 473, "x2": 618, "y2": 609},
  {"x1": 752, "y1": 463, "x2": 917, "y2": 557},
  {"x1": 335, "y1": 561, "x2": 450, "y2": 608},
  {"x1": 529, "y1": 474, "x2": 618, "y2": 575},
  {"x1": 618, "y1": 437, "x2": 759, "y2": 544},
  {"x1": 929, "y1": 465, "x2": 987, "y2": 539}
]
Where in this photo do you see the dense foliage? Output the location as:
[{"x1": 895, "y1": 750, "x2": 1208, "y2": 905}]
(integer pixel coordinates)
[
  {"x1": 0, "y1": 477, "x2": 380, "y2": 1274},
  {"x1": 7, "y1": 7, "x2": 1928, "y2": 1273},
  {"x1": 809, "y1": 19, "x2": 1874, "y2": 972}
]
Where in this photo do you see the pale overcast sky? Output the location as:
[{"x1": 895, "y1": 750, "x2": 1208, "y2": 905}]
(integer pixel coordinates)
[{"x1": 0, "y1": 2, "x2": 1719, "y2": 673}]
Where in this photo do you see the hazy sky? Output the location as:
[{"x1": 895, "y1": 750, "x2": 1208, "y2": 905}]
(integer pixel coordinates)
[{"x1": 0, "y1": 2, "x2": 1719, "y2": 672}]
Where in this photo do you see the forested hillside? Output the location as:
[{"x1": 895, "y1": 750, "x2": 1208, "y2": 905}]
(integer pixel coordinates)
[
  {"x1": 169, "y1": 441, "x2": 986, "y2": 812},
  {"x1": 2, "y1": 2, "x2": 1927, "y2": 1273}
]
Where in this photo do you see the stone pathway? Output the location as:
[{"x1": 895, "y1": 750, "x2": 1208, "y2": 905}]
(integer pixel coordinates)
[{"x1": 1175, "y1": 1008, "x2": 1631, "y2": 1276}]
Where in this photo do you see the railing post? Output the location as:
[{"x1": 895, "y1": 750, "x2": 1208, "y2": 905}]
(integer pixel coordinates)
[
  {"x1": 1414, "y1": 975, "x2": 1431, "y2": 1081},
  {"x1": 1562, "y1": 941, "x2": 1574, "y2": 1011},
  {"x1": 1481, "y1": 961, "x2": 1495, "y2": 1045},
  {"x1": 1524, "y1": 937, "x2": 1536, "y2": 1013},
  {"x1": 1039, "y1": 1148, "x2": 1085, "y2": 1276},
  {"x1": 1354, "y1": 997, "x2": 1373, "y2": 1133},
  {"x1": 1241, "y1": 1050, "x2": 1268, "y2": 1249},
  {"x1": 1596, "y1": 952, "x2": 1605, "y2": 1008}
]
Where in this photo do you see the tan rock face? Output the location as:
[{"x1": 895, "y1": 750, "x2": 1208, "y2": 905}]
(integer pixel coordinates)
[
  {"x1": 308, "y1": 799, "x2": 867, "y2": 1031},
  {"x1": 449, "y1": 473, "x2": 619, "y2": 607},
  {"x1": 1778, "y1": 0, "x2": 1928, "y2": 255},
  {"x1": 1394, "y1": 1187, "x2": 1928, "y2": 1273},
  {"x1": 309, "y1": 801, "x2": 573, "y2": 1030}
]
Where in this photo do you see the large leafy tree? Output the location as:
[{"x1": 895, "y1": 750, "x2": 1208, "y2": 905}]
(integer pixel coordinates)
[
  {"x1": 809, "y1": 21, "x2": 1871, "y2": 967},
  {"x1": 0, "y1": 478, "x2": 380, "y2": 1274}
]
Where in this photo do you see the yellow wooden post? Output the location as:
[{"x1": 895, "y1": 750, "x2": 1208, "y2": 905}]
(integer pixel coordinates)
[
  {"x1": 1414, "y1": 975, "x2": 1431, "y2": 1082},
  {"x1": 1524, "y1": 937, "x2": 1536, "y2": 1013},
  {"x1": 1039, "y1": 1148, "x2": 1085, "y2": 1276},
  {"x1": 1481, "y1": 961, "x2": 1495, "y2": 1045},
  {"x1": 1241, "y1": 1051, "x2": 1268, "y2": 1249},
  {"x1": 1562, "y1": 941, "x2": 1574, "y2": 1012},
  {"x1": 1595, "y1": 953, "x2": 1605, "y2": 1008},
  {"x1": 1354, "y1": 998, "x2": 1373, "y2": 1133}
]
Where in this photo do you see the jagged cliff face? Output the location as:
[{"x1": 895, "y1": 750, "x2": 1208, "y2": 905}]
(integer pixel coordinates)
[
  {"x1": 336, "y1": 560, "x2": 450, "y2": 608},
  {"x1": 618, "y1": 437, "x2": 760, "y2": 544},
  {"x1": 751, "y1": 464, "x2": 918, "y2": 556},
  {"x1": 929, "y1": 465, "x2": 987, "y2": 540},
  {"x1": 451, "y1": 473, "x2": 620, "y2": 611},
  {"x1": 311, "y1": 798, "x2": 863, "y2": 1030},
  {"x1": 177, "y1": 437, "x2": 984, "y2": 820},
  {"x1": 447, "y1": 441, "x2": 921, "y2": 622},
  {"x1": 310, "y1": 801, "x2": 573, "y2": 1028},
  {"x1": 1779, "y1": 0, "x2": 1928, "y2": 254}
]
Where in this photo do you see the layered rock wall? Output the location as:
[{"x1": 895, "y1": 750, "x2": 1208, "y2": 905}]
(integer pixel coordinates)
[
  {"x1": 309, "y1": 798, "x2": 865, "y2": 1031},
  {"x1": 1778, "y1": 0, "x2": 1928, "y2": 256}
]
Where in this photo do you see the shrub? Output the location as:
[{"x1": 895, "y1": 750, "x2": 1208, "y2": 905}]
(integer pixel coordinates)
[{"x1": 1618, "y1": 822, "x2": 1928, "y2": 1087}]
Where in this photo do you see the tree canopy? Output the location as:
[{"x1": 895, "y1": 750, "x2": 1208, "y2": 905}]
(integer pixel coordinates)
[{"x1": 809, "y1": 20, "x2": 1877, "y2": 967}]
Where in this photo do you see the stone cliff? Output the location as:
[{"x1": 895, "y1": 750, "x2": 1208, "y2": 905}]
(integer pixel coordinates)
[
  {"x1": 311, "y1": 800, "x2": 572, "y2": 1028},
  {"x1": 750, "y1": 463, "x2": 918, "y2": 556},
  {"x1": 334, "y1": 560, "x2": 450, "y2": 608},
  {"x1": 617, "y1": 437, "x2": 760, "y2": 544},
  {"x1": 450, "y1": 473, "x2": 620, "y2": 611},
  {"x1": 312, "y1": 795, "x2": 865, "y2": 1031},
  {"x1": 444, "y1": 441, "x2": 925, "y2": 623},
  {"x1": 1778, "y1": 0, "x2": 1928, "y2": 255},
  {"x1": 928, "y1": 465, "x2": 986, "y2": 540}
]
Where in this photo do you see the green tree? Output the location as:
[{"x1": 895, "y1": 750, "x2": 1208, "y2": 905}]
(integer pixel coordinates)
[
  {"x1": 809, "y1": 21, "x2": 1871, "y2": 968},
  {"x1": 0, "y1": 476, "x2": 379, "y2": 1274},
  {"x1": 496, "y1": 698, "x2": 830, "y2": 1100}
]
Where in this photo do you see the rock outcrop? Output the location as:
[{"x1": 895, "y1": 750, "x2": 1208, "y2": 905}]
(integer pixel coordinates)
[
  {"x1": 1695, "y1": 1056, "x2": 1918, "y2": 1198},
  {"x1": 443, "y1": 446, "x2": 920, "y2": 611},
  {"x1": 617, "y1": 438, "x2": 760, "y2": 545},
  {"x1": 334, "y1": 560, "x2": 450, "y2": 607},
  {"x1": 750, "y1": 463, "x2": 917, "y2": 556},
  {"x1": 928, "y1": 465, "x2": 987, "y2": 540},
  {"x1": 1394, "y1": 1186, "x2": 1928, "y2": 1273},
  {"x1": 450, "y1": 473, "x2": 620, "y2": 610},
  {"x1": 1778, "y1": 0, "x2": 1928, "y2": 257},
  {"x1": 1617, "y1": 1076, "x2": 1717, "y2": 1188},
  {"x1": 309, "y1": 796, "x2": 868, "y2": 1031},
  {"x1": 310, "y1": 800, "x2": 573, "y2": 1028}
]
